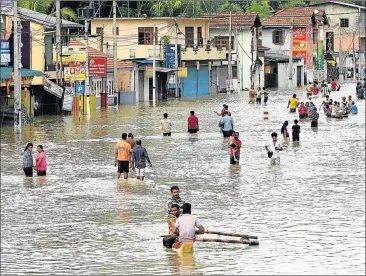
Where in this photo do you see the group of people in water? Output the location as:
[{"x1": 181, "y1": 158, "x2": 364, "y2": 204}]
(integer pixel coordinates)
[
  {"x1": 164, "y1": 185, "x2": 204, "y2": 249},
  {"x1": 22, "y1": 143, "x2": 47, "y2": 177}
]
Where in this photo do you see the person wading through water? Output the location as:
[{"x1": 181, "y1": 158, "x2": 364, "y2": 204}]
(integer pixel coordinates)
[
  {"x1": 173, "y1": 203, "x2": 205, "y2": 249},
  {"x1": 131, "y1": 139, "x2": 152, "y2": 181},
  {"x1": 23, "y1": 143, "x2": 34, "y2": 177},
  {"x1": 163, "y1": 204, "x2": 181, "y2": 248},
  {"x1": 115, "y1": 133, "x2": 132, "y2": 179}
]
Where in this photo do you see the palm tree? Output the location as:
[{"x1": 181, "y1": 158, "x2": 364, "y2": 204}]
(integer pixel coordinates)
[{"x1": 18, "y1": 0, "x2": 77, "y2": 21}]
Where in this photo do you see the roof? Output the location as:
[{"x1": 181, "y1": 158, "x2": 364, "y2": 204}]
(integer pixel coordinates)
[
  {"x1": 262, "y1": 7, "x2": 316, "y2": 27},
  {"x1": 309, "y1": 1, "x2": 365, "y2": 10},
  {"x1": 69, "y1": 39, "x2": 132, "y2": 70},
  {"x1": 265, "y1": 52, "x2": 301, "y2": 63},
  {"x1": 210, "y1": 12, "x2": 261, "y2": 29},
  {"x1": 0, "y1": 67, "x2": 44, "y2": 80},
  {"x1": 0, "y1": 5, "x2": 82, "y2": 29},
  {"x1": 92, "y1": 16, "x2": 214, "y2": 21}
]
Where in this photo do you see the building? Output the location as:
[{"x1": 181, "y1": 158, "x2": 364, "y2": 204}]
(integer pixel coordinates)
[
  {"x1": 309, "y1": 1, "x2": 366, "y2": 79},
  {"x1": 0, "y1": 5, "x2": 83, "y2": 123},
  {"x1": 89, "y1": 17, "x2": 226, "y2": 100},
  {"x1": 262, "y1": 7, "x2": 328, "y2": 86},
  {"x1": 209, "y1": 12, "x2": 266, "y2": 92},
  {"x1": 67, "y1": 39, "x2": 134, "y2": 106}
]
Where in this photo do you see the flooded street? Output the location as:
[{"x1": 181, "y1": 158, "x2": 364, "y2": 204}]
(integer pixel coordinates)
[{"x1": 1, "y1": 83, "x2": 365, "y2": 275}]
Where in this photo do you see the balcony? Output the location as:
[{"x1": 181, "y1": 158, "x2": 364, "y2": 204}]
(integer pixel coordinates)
[{"x1": 181, "y1": 46, "x2": 227, "y2": 61}]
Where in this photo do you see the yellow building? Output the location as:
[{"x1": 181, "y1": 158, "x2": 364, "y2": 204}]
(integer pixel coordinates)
[{"x1": 90, "y1": 17, "x2": 226, "y2": 61}]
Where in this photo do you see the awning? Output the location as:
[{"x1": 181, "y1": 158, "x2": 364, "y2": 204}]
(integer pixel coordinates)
[
  {"x1": 156, "y1": 67, "x2": 176, "y2": 73},
  {"x1": 265, "y1": 53, "x2": 301, "y2": 63},
  {"x1": 0, "y1": 66, "x2": 44, "y2": 80}
]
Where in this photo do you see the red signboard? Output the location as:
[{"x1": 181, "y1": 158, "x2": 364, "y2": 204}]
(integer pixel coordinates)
[{"x1": 89, "y1": 57, "x2": 107, "y2": 77}]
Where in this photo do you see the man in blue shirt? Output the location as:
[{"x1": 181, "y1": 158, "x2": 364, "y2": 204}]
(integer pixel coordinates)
[
  {"x1": 219, "y1": 112, "x2": 234, "y2": 138},
  {"x1": 131, "y1": 139, "x2": 152, "y2": 181},
  {"x1": 351, "y1": 101, "x2": 358, "y2": 114}
]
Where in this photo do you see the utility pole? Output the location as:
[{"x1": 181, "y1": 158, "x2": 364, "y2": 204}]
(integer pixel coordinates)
[
  {"x1": 175, "y1": 21, "x2": 179, "y2": 98},
  {"x1": 289, "y1": 16, "x2": 294, "y2": 84},
  {"x1": 113, "y1": 0, "x2": 118, "y2": 106},
  {"x1": 228, "y1": 11, "x2": 232, "y2": 89},
  {"x1": 339, "y1": 26, "x2": 343, "y2": 81},
  {"x1": 357, "y1": 8, "x2": 361, "y2": 80},
  {"x1": 353, "y1": 31, "x2": 356, "y2": 81},
  {"x1": 13, "y1": 0, "x2": 21, "y2": 128},
  {"x1": 100, "y1": 24, "x2": 104, "y2": 52},
  {"x1": 56, "y1": 0, "x2": 62, "y2": 86},
  {"x1": 152, "y1": 24, "x2": 156, "y2": 105}
]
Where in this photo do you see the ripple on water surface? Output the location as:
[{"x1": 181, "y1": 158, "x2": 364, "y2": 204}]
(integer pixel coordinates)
[{"x1": 1, "y1": 83, "x2": 365, "y2": 275}]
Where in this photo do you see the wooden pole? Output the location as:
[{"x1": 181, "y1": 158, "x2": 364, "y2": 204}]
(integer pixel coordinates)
[
  {"x1": 196, "y1": 238, "x2": 259, "y2": 246},
  {"x1": 204, "y1": 230, "x2": 258, "y2": 240}
]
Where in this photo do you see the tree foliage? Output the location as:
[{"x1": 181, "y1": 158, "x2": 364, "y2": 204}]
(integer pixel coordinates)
[
  {"x1": 218, "y1": 2, "x2": 244, "y2": 12},
  {"x1": 18, "y1": 0, "x2": 77, "y2": 21},
  {"x1": 245, "y1": 0, "x2": 274, "y2": 19},
  {"x1": 281, "y1": 0, "x2": 307, "y2": 9}
]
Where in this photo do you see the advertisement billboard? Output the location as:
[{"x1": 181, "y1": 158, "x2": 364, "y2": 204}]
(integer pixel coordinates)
[
  {"x1": 64, "y1": 67, "x2": 86, "y2": 81},
  {"x1": 89, "y1": 57, "x2": 107, "y2": 77},
  {"x1": 317, "y1": 40, "x2": 323, "y2": 70},
  {"x1": 166, "y1": 44, "x2": 181, "y2": 68},
  {"x1": 292, "y1": 28, "x2": 307, "y2": 65}
]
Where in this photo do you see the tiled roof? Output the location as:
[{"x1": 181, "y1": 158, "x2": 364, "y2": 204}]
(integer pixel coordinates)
[
  {"x1": 0, "y1": 4, "x2": 82, "y2": 28},
  {"x1": 210, "y1": 12, "x2": 260, "y2": 28},
  {"x1": 262, "y1": 7, "x2": 315, "y2": 27},
  {"x1": 69, "y1": 39, "x2": 132, "y2": 69}
]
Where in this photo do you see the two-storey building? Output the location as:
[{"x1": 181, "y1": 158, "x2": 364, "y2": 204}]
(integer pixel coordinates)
[
  {"x1": 209, "y1": 12, "x2": 265, "y2": 92},
  {"x1": 262, "y1": 7, "x2": 328, "y2": 85},
  {"x1": 90, "y1": 17, "x2": 226, "y2": 101},
  {"x1": 310, "y1": 1, "x2": 366, "y2": 79}
]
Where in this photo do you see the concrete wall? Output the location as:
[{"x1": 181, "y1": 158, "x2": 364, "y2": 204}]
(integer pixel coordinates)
[
  {"x1": 278, "y1": 61, "x2": 304, "y2": 89},
  {"x1": 262, "y1": 28, "x2": 291, "y2": 56},
  {"x1": 30, "y1": 22, "x2": 44, "y2": 72}
]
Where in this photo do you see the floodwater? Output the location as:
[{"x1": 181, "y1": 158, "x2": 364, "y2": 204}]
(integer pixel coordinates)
[{"x1": 1, "y1": 83, "x2": 365, "y2": 275}]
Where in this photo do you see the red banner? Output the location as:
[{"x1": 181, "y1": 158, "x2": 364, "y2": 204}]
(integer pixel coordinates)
[
  {"x1": 89, "y1": 57, "x2": 107, "y2": 77},
  {"x1": 292, "y1": 28, "x2": 307, "y2": 65}
]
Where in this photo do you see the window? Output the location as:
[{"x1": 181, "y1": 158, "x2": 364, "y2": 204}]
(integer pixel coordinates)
[
  {"x1": 197, "y1": 27, "x2": 203, "y2": 47},
  {"x1": 96, "y1": 27, "x2": 103, "y2": 35},
  {"x1": 232, "y1": 66, "x2": 237, "y2": 78},
  {"x1": 185, "y1": 27, "x2": 194, "y2": 47},
  {"x1": 107, "y1": 79, "x2": 114, "y2": 96},
  {"x1": 138, "y1": 27, "x2": 157, "y2": 45},
  {"x1": 313, "y1": 31, "x2": 318, "y2": 44},
  {"x1": 214, "y1": 37, "x2": 234, "y2": 51},
  {"x1": 272, "y1": 30, "x2": 284, "y2": 45},
  {"x1": 112, "y1": 27, "x2": 119, "y2": 35},
  {"x1": 340, "y1": 18, "x2": 349, "y2": 28}
]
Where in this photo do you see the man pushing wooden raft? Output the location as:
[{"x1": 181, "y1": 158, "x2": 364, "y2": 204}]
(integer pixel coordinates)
[{"x1": 162, "y1": 187, "x2": 259, "y2": 253}]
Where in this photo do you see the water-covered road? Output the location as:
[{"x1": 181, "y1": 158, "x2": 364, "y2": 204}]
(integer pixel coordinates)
[{"x1": 1, "y1": 83, "x2": 365, "y2": 275}]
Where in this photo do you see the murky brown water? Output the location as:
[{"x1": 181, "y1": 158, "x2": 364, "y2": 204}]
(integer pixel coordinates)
[{"x1": 1, "y1": 83, "x2": 365, "y2": 275}]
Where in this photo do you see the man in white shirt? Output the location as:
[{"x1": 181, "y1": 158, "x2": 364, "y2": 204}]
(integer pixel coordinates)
[
  {"x1": 161, "y1": 113, "x2": 172, "y2": 136},
  {"x1": 174, "y1": 203, "x2": 205, "y2": 246},
  {"x1": 265, "y1": 132, "x2": 283, "y2": 165}
]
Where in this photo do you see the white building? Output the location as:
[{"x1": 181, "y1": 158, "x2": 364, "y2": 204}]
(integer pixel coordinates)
[{"x1": 210, "y1": 12, "x2": 266, "y2": 91}]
